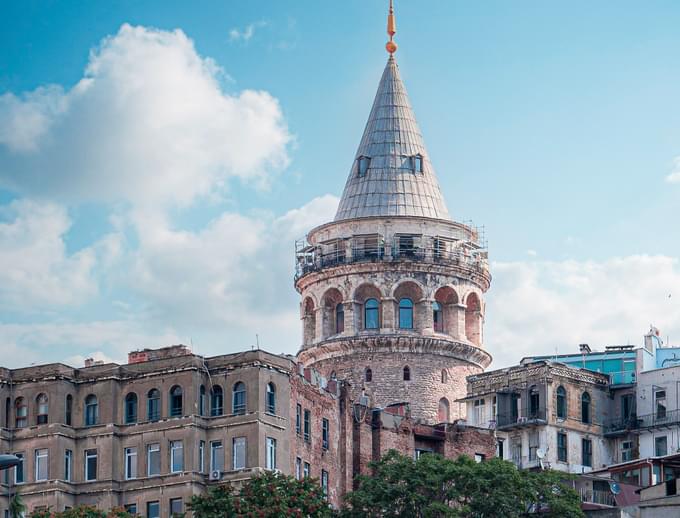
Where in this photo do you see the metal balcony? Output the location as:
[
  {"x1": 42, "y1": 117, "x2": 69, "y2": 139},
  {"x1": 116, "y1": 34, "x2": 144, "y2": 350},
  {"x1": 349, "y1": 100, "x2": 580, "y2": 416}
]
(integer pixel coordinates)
[{"x1": 496, "y1": 410, "x2": 548, "y2": 430}]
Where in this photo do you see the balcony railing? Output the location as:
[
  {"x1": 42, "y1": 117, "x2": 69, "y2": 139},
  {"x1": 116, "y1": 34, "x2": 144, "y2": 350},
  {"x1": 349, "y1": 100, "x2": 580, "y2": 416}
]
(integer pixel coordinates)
[
  {"x1": 579, "y1": 488, "x2": 616, "y2": 507},
  {"x1": 496, "y1": 410, "x2": 547, "y2": 429},
  {"x1": 603, "y1": 416, "x2": 640, "y2": 436},
  {"x1": 604, "y1": 409, "x2": 680, "y2": 435}
]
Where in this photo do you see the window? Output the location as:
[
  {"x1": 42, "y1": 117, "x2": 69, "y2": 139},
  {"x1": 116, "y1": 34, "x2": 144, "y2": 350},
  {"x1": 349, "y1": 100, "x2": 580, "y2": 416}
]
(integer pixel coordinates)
[
  {"x1": 398, "y1": 235, "x2": 415, "y2": 257},
  {"x1": 147, "y1": 389, "x2": 160, "y2": 421},
  {"x1": 656, "y1": 390, "x2": 667, "y2": 420},
  {"x1": 557, "y1": 432, "x2": 567, "y2": 462},
  {"x1": 304, "y1": 409, "x2": 311, "y2": 442},
  {"x1": 210, "y1": 441, "x2": 223, "y2": 473},
  {"x1": 295, "y1": 457, "x2": 302, "y2": 480},
  {"x1": 125, "y1": 447, "x2": 137, "y2": 479},
  {"x1": 398, "y1": 298, "x2": 414, "y2": 329},
  {"x1": 146, "y1": 501, "x2": 160, "y2": 518},
  {"x1": 438, "y1": 398, "x2": 450, "y2": 422},
  {"x1": 474, "y1": 399, "x2": 486, "y2": 425},
  {"x1": 85, "y1": 449, "x2": 97, "y2": 481},
  {"x1": 322, "y1": 418, "x2": 329, "y2": 450},
  {"x1": 147, "y1": 443, "x2": 161, "y2": 476},
  {"x1": 303, "y1": 462, "x2": 310, "y2": 478},
  {"x1": 335, "y1": 303, "x2": 345, "y2": 334},
  {"x1": 433, "y1": 302, "x2": 443, "y2": 333},
  {"x1": 412, "y1": 154, "x2": 423, "y2": 173},
  {"x1": 64, "y1": 449, "x2": 72, "y2": 482},
  {"x1": 622, "y1": 394, "x2": 635, "y2": 420},
  {"x1": 364, "y1": 298, "x2": 379, "y2": 329},
  {"x1": 211, "y1": 385, "x2": 223, "y2": 416},
  {"x1": 85, "y1": 394, "x2": 98, "y2": 426},
  {"x1": 15, "y1": 397, "x2": 27, "y2": 428},
  {"x1": 233, "y1": 437, "x2": 246, "y2": 470},
  {"x1": 232, "y1": 382, "x2": 246, "y2": 415},
  {"x1": 497, "y1": 439, "x2": 504, "y2": 459},
  {"x1": 656, "y1": 436, "x2": 668, "y2": 457},
  {"x1": 365, "y1": 368, "x2": 373, "y2": 382},
  {"x1": 13, "y1": 452, "x2": 24, "y2": 484},
  {"x1": 199, "y1": 385, "x2": 206, "y2": 416},
  {"x1": 170, "y1": 441, "x2": 183, "y2": 473},
  {"x1": 474, "y1": 453, "x2": 485, "y2": 463},
  {"x1": 403, "y1": 365, "x2": 411, "y2": 381},
  {"x1": 35, "y1": 448, "x2": 48, "y2": 481},
  {"x1": 321, "y1": 470, "x2": 329, "y2": 499},
  {"x1": 125, "y1": 393, "x2": 138, "y2": 424},
  {"x1": 556, "y1": 386, "x2": 567, "y2": 420},
  {"x1": 65, "y1": 394, "x2": 73, "y2": 426},
  {"x1": 266, "y1": 437, "x2": 277, "y2": 470},
  {"x1": 124, "y1": 504, "x2": 137, "y2": 515},
  {"x1": 170, "y1": 498, "x2": 183, "y2": 517},
  {"x1": 296, "y1": 403, "x2": 302, "y2": 435},
  {"x1": 199, "y1": 441, "x2": 205, "y2": 473},
  {"x1": 266, "y1": 383, "x2": 276, "y2": 414},
  {"x1": 529, "y1": 386, "x2": 540, "y2": 418},
  {"x1": 357, "y1": 156, "x2": 370, "y2": 177},
  {"x1": 528, "y1": 430, "x2": 539, "y2": 461},
  {"x1": 36, "y1": 394, "x2": 48, "y2": 425},
  {"x1": 170, "y1": 386, "x2": 183, "y2": 417},
  {"x1": 582, "y1": 438, "x2": 592, "y2": 468},
  {"x1": 581, "y1": 392, "x2": 591, "y2": 424},
  {"x1": 621, "y1": 441, "x2": 633, "y2": 462}
]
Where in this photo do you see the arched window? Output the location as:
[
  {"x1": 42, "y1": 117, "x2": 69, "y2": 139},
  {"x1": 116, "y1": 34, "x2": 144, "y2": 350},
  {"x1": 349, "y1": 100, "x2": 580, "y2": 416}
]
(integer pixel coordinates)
[
  {"x1": 266, "y1": 383, "x2": 276, "y2": 415},
  {"x1": 85, "y1": 395, "x2": 98, "y2": 426},
  {"x1": 529, "y1": 385, "x2": 540, "y2": 418},
  {"x1": 403, "y1": 366, "x2": 411, "y2": 381},
  {"x1": 441, "y1": 369, "x2": 448, "y2": 384},
  {"x1": 365, "y1": 368, "x2": 373, "y2": 383},
  {"x1": 65, "y1": 395, "x2": 73, "y2": 426},
  {"x1": 438, "y1": 398, "x2": 450, "y2": 422},
  {"x1": 170, "y1": 386, "x2": 183, "y2": 417},
  {"x1": 581, "y1": 392, "x2": 591, "y2": 424},
  {"x1": 5, "y1": 397, "x2": 10, "y2": 428},
  {"x1": 15, "y1": 397, "x2": 27, "y2": 428},
  {"x1": 125, "y1": 393, "x2": 138, "y2": 424},
  {"x1": 199, "y1": 385, "x2": 206, "y2": 416},
  {"x1": 433, "y1": 301, "x2": 444, "y2": 333},
  {"x1": 36, "y1": 394, "x2": 48, "y2": 425},
  {"x1": 233, "y1": 382, "x2": 246, "y2": 415},
  {"x1": 329, "y1": 371, "x2": 337, "y2": 380},
  {"x1": 336, "y1": 303, "x2": 345, "y2": 334},
  {"x1": 364, "y1": 298, "x2": 379, "y2": 329},
  {"x1": 210, "y1": 386, "x2": 223, "y2": 416},
  {"x1": 556, "y1": 386, "x2": 567, "y2": 420},
  {"x1": 399, "y1": 298, "x2": 414, "y2": 329},
  {"x1": 147, "y1": 389, "x2": 160, "y2": 421}
]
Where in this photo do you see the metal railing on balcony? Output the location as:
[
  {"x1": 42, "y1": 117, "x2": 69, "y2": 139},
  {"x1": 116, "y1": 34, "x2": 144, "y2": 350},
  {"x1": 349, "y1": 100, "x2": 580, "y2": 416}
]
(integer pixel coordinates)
[
  {"x1": 637, "y1": 409, "x2": 680, "y2": 429},
  {"x1": 496, "y1": 410, "x2": 548, "y2": 429},
  {"x1": 579, "y1": 488, "x2": 616, "y2": 507},
  {"x1": 603, "y1": 416, "x2": 640, "y2": 436}
]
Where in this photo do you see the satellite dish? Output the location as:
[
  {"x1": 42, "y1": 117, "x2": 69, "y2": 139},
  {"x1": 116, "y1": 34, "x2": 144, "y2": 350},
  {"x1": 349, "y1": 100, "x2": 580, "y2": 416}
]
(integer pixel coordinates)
[
  {"x1": 610, "y1": 481, "x2": 621, "y2": 495},
  {"x1": 536, "y1": 448, "x2": 546, "y2": 459}
]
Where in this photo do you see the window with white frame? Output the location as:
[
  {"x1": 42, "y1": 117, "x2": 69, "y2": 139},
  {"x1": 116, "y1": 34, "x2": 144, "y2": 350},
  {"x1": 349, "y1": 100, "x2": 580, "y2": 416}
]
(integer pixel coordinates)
[
  {"x1": 64, "y1": 449, "x2": 72, "y2": 482},
  {"x1": 210, "y1": 441, "x2": 223, "y2": 473},
  {"x1": 35, "y1": 448, "x2": 48, "y2": 481},
  {"x1": 84, "y1": 449, "x2": 97, "y2": 481},
  {"x1": 147, "y1": 443, "x2": 161, "y2": 476},
  {"x1": 170, "y1": 441, "x2": 183, "y2": 473},
  {"x1": 233, "y1": 437, "x2": 246, "y2": 470},
  {"x1": 474, "y1": 399, "x2": 486, "y2": 425},
  {"x1": 303, "y1": 461, "x2": 310, "y2": 478},
  {"x1": 621, "y1": 440, "x2": 633, "y2": 462},
  {"x1": 295, "y1": 457, "x2": 302, "y2": 480},
  {"x1": 321, "y1": 470, "x2": 329, "y2": 499},
  {"x1": 146, "y1": 501, "x2": 160, "y2": 518},
  {"x1": 266, "y1": 437, "x2": 277, "y2": 470},
  {"x1": 125, "y1": 447, "x2": 137, "y2": 479},
  {"x1": 199, "y1": 441, "x2": 205, "y2": 473},
  {"x1": 14, "y1": 452, "x2": 24, "y2": 484}
]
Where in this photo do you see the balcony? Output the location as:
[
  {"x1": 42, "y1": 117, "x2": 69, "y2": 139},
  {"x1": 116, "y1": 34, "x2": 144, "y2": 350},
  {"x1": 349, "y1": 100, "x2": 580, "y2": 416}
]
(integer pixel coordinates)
[
  {"x1": 603, "y1": 416, "x2": 640, "y2": 437},
  {"x1": 579, "y1": 488, "x2": 616, "y2": 507},
  {"x1": 496, "y1": 410, "x2": 547, "y2": 430},
  {"x1": 605, "y1": 409, "x2": 680, "y2": 435}
]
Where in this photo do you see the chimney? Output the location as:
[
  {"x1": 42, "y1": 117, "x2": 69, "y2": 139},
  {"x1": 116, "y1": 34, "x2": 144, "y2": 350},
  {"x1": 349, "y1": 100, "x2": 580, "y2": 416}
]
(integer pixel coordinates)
[{"x1": 84, "y1": 358, "x2": 95, "y2": 368}]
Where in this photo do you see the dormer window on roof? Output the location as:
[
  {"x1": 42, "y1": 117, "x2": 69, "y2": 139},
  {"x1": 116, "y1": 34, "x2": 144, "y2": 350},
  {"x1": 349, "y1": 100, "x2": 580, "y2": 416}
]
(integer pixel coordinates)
[
  {"x1": 357, "y1": 156, "x2": 371, "y2": 177},
  {"x1": 412, "y1": 154, "x2": 423, "y2": 174}
]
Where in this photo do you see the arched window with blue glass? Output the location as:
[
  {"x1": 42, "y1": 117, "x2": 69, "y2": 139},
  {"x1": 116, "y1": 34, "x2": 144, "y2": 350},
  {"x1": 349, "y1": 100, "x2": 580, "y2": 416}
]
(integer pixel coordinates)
[
  {"x1": 233, "y1": 382, "x2": 246, "y2": 415},
  {"x1": 85, "y1": 394, "x2": 98, "y2": 426},
  {"x1": 147, "y1": 389, "x2": 160, "y2": 421},
  {"x1": 124, "y1": 392, "x2": 138, "y2": 424},
  {"x1": 210, "y1": 385, "x2": 223, "y2": 416},
  {"x1": 199, "y1": 385, "x2": 206, "y2": 416},
  {"x1": 364, "y1": 298, "x2": 380, "y2": 329},
  {"x1": 170, "y1": 385, "x2": 183, "y2": 417},
  {"x1": 432, "y1": 301, "x2": 443, "y2": 333},
  {"x1": 399, "y1": 298, "x2": 414, "y2": 329},
  {"x1": 266, "y1": 383, "x2": 276, "y2": 415}
]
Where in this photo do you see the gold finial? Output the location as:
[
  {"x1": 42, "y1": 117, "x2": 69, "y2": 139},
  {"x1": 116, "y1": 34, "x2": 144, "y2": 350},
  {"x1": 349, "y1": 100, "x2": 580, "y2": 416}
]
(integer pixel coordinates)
[{"x1": 386, "y1": 0, "x2": 397, "y2": 54}]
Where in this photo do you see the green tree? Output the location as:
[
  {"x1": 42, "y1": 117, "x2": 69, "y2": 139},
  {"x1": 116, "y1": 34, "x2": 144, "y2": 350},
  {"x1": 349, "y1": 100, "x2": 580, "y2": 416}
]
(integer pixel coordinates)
[
  {"x1": 29, "y1": 506, "x2": 134, "y2": 517},
  {"x1": 341, "y1": 450, "x2": 583, "y2": 518},
  {"x1": 9, "y1": 493, "x2": 27, "y2": 518},
  {"x1": 189, "y1": 470, "x2": 335, "y2": 518}
]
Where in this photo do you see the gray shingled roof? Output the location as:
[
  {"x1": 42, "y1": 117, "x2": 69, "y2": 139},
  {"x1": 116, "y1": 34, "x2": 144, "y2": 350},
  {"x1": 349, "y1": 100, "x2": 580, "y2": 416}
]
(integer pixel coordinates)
[{"x1": 334, "y1": 55, "x2": 451, "y2": 221}]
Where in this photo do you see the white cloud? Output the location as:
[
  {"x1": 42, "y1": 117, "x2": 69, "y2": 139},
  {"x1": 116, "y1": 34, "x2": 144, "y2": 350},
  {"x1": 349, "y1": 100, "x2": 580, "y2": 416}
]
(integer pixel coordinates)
[
  {"x1": 0, "y1": 199, "x2": 98, "y2": 310},
  {"x1": 526, "y1": 249, "x2": 537, "y2": 257},
  {"x1": 0, "y1": 24, "x2": 292, "y2": 207},
  {"x1": 486, "y1": 255, "x2": 680, "y2": 368},
  {"x1": 666, "y1": 156, "x2": 680, "y2": 183},
  {"x1": 228, "y1": 21, "x2": 267, "y2": 43}
]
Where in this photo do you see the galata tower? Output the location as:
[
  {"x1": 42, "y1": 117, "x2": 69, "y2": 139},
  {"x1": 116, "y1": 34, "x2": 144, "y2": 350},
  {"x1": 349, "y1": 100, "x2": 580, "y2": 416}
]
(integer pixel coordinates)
[{"x1": 295, "y1": 2, "x2": 492, "y2": 423}]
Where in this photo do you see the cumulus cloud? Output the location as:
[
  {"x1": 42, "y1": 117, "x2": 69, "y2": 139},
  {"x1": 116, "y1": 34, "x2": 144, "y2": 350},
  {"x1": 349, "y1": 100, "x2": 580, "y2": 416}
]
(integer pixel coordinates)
[
  {"x1": 486, "y1": 255, "x2": 680, "y2": 368},
  {"x1": 0, "y1": 199, "x2": 98, "y2": 310},
  {"x1": 229, "y1": 21, "x2": 268, "y2": 43},
  {"x1": 666, "y1": 156, "x2": 680, "y2": 183},
  {"x1": 0, "y1": 24, "x2": 292, "y2": 206}
]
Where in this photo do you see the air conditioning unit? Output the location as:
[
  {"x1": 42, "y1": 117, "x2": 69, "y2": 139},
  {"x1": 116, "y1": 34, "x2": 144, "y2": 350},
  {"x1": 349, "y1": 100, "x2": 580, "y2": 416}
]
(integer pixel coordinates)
[{"x1": 209, "y1": 469, "x2": 222, "y2": 481}]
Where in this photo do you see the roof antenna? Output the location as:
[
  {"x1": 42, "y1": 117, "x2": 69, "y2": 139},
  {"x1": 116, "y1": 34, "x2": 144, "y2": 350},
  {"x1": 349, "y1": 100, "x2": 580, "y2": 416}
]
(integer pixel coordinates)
[{"x1": 386, "y1": 0, "x2": 397, "y2": 55}]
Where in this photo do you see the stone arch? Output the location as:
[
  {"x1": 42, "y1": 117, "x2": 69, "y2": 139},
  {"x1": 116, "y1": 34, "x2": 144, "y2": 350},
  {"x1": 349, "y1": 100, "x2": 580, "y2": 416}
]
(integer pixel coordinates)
[
  {"x1": 434, "y1": 286, "x2": 460, "y2": 337},
  {"x1": 393, "y1": 281, "x2": 425, "y2": 331},
  {"x1": 302, "y1": 296, "x2": 316, "y2": 346},
  {"x1": 353, "y1": 283, "x2": 383, "y2": 330},
  {"x1": 321, "y1": 287, "x2": 345, "y2": 338},
  {"x1": 465, "y1": 291, "x2": 482, "y2": 346},
  {"x1": 438, "y1": 397, "x2": 450, "y2": 422}
]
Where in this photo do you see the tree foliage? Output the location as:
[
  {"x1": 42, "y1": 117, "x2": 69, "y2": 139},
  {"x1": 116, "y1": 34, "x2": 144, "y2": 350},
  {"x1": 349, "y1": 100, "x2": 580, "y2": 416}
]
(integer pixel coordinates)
[
  {"x1": 29, "y1": 506, "x2": 133, "y2": 518},
  {"x1": 341, "y1": 450, "x2": 583, "y2": 518},
  {"x1": 189, "y1": 470, "x2": 334, "y2": 518}
]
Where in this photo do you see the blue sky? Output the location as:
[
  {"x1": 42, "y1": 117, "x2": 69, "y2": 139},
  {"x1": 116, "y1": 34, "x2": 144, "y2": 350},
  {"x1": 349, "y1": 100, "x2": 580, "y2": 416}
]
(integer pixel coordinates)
[{"x1": 1, "y1": 1, "x2": 679, "y2": 368}]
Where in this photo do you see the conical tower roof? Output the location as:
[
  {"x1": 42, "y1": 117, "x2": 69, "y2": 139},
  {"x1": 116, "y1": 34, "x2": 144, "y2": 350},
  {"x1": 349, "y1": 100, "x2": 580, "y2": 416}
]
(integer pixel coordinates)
[{"x1": 334, "y1": 55, "x2": 451, "y2": 221}]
